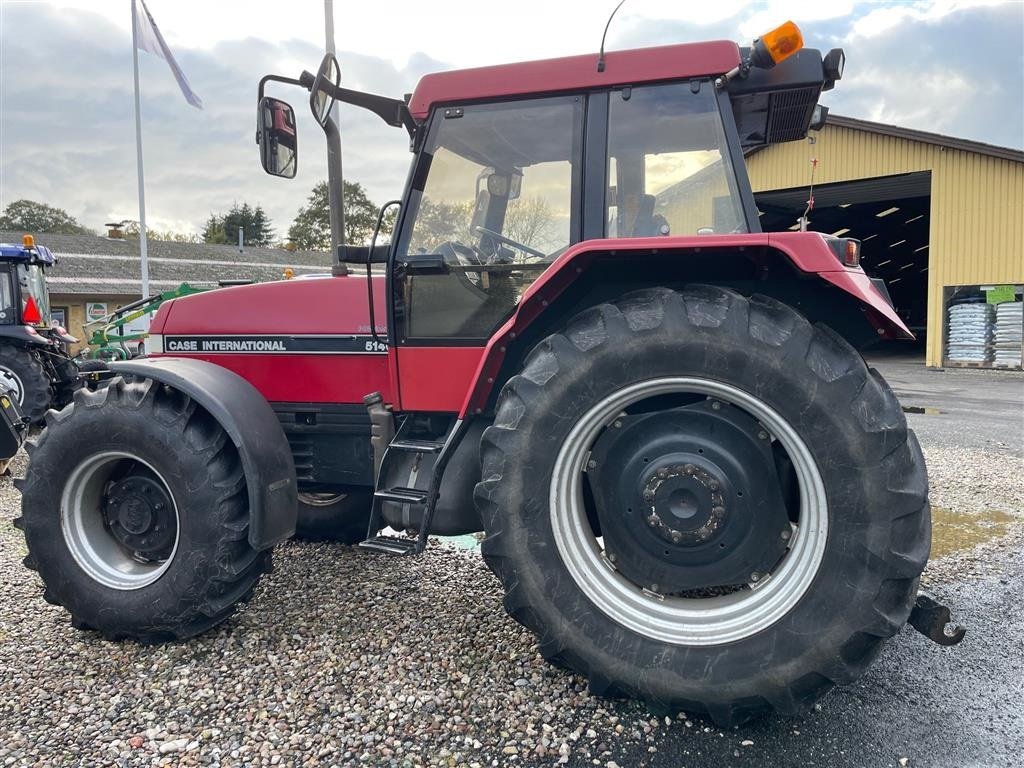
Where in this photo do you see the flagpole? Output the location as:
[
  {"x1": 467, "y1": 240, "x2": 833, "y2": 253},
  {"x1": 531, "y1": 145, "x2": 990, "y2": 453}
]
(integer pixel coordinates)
[{"x1": 131, "y1": 0, "x2": 151, "y2": 299}]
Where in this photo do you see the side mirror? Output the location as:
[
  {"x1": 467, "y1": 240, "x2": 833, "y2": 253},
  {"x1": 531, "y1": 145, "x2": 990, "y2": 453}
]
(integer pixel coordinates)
[
  {"x1": 310, "y1": 53, "x2": 341, "y2": 126},
  {"x1": 256, "y1": 97, "x2": 298, "y2": 178}
]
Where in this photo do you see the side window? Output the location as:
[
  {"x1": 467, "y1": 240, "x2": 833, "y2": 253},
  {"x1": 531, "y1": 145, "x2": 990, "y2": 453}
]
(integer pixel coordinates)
[
  {"x1": 0, "y1": 271, "x2": 14, "y2": 325},
  {"x1": 398, "y1": 96, "x2": 582, "y2": 341},
  {"x1": 606, "y1": 83, "x2": 748, "y2": 238}
]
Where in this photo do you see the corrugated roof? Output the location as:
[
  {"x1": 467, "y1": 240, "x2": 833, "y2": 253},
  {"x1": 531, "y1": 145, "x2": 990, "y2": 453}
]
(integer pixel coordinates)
[
  {"x1": 0, "y1": 231, "x2": 334, "y2": 296},
  {"x1": 746, "y1": 115, "x2": 1024, "y2": 163}
]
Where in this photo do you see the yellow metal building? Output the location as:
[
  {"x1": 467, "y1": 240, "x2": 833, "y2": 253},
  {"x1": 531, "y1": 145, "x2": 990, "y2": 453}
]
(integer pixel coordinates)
[{"x1": 746, "y1": 115, "x2": 1024, "y2": 367}]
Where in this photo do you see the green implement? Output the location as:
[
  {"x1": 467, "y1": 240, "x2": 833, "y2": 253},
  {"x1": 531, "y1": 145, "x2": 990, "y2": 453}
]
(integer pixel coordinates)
[{"x1": 84, "y1": 283, "x2": 207, "y2": 360}]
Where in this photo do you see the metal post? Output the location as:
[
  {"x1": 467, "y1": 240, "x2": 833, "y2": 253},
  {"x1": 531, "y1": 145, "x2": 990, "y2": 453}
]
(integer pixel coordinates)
[
  {"x1": 238, "y1": 226, "x2": 243, "y2": 253},
  {"x1": 131, "y1": 0, "x2": 151, "y2": 299},
  {"x1": 324, "y1": 0, "x2": 347, "y2": 272}
]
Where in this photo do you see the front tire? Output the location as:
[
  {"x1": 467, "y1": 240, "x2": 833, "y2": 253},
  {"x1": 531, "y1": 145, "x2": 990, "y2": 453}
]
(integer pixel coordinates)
[
  {"x1": 474, "y1": 286, "x2": 929, "y2": 724},
  {"x1": 0, "y1": 344, "x2": 53, "y2": 424},
  {"x1": 14, "y1": 377, "x2": 271, "y2": 642}
]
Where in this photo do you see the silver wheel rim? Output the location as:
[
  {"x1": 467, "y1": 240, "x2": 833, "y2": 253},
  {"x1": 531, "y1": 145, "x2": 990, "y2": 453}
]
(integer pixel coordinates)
[
  {"x1": 0, "y1": 365, "x2": 24, "y2": 404},
  {"x1": 298, "y1": 492, "x2": 347, "y2": 507},
  {"x1": 550, "y1": 377, "x2": 828, "y2": 646},
  {"x1": 61, "y1": 451, "x2": 180, "y2": 590}
]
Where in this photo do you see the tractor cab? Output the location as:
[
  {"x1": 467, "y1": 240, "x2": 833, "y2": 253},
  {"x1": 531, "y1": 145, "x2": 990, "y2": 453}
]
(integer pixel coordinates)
[
  {"x1": 0, "y1": 235, "x2": 78, "y2": 345},
  {"x1": 0, "y1": 235, "x2": 55, "y2": 330},
  {"x1": 255, "y1": 22, "x2": 857, "y2": 346}
]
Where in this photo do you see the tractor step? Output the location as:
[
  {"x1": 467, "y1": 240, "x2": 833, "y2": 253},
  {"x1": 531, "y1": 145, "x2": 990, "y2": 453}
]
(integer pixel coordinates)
[
  {"x1": 373, "y1": 486, "x2": 428, "y2": 505},
  {"x1": 358, "y1": 535, "x2": 420, "y2": 556},
  {"x1": 359, "y1": 410, "x2": 468, "y2": 557}
]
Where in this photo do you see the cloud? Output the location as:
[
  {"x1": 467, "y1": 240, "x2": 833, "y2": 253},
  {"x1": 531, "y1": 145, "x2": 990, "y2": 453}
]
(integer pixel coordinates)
[{"x1": 0, "y1": 4, "x2": 424, "y2": 238}]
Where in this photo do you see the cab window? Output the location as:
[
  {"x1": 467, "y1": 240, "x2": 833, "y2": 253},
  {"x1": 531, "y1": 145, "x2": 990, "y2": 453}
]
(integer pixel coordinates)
[
  {"x1": 397, "y1": 95, "x2": 582, "y2": 341},
  {"x1": 606, "y1": 82, "x2": 748, "y2": 238},
  {"x1": 0, "y1": 270, "x2": 14, "y2": 325}
]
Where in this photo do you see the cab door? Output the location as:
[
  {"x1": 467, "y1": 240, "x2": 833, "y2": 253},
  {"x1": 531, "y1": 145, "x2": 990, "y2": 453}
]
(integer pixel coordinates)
[{"x1": 391, "y1": 94, "x2": 584, "y2": 411}]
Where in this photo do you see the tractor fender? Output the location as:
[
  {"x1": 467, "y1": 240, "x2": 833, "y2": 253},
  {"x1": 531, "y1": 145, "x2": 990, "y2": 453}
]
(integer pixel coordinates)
[
  {"x1": 459, "y1": 232, "x2": 913, "y2": 417},
  {"x1": 0, "y1": 325, "x2": 51, "y2": 347},
  {"x1": 108, "y1": 357, "x2": 297, "y2": 549}
]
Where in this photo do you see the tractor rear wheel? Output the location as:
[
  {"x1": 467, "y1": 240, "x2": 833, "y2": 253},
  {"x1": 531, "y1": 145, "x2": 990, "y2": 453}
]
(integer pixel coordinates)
[
  {"x1": 475, "y1": 286, "x2": 929, "y2": 724},
  {"x1": 294, "y1": 490, "x2": 372, "y2": 543},
  {"x1": 0, "y1": 344, "x2": 53, "y2": 424},
  {"x1": 15, "y1": 377, "x2": 271, "y2": 642}
]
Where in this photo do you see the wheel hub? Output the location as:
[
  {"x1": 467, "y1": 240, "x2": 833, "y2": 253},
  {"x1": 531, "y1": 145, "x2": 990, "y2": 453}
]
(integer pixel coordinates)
[
  {"x1": 103, "y1": 473, "x2": 176, "y2": 561},
  {"x1": 587, "y1": 400, "x2": 791, "y2": 593}
]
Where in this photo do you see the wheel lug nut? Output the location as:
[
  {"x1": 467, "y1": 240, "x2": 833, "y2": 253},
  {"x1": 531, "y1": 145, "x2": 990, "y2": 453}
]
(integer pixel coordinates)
[
  {"x1": 684, "y1": 464, "x2": 695, "y2": 474},
  {"x1": 709, "y1": 480, "x2": 720, "y2": 491},
  {"x1": 781, "y1": 529, "x2": 791, "y2": 541},
  {"x1": 643, "y1": 490, "x2": 654, "y2": 501},
  {"x1": 647, "y1": 515, "x2": 658, "y2": 526},
  {"x1": 671, "y1": 532, "x2": 681, "y2": 543},
  {"x1": 712, "y1": 506, "x2": 725, "y2": 516},
  {"x1": 657, "y1": 468, "x2": 668, "y2": 478},
  {"x1": 751, "y1": 572, "x2": 761, "y2": 582},
  {"x1": 587, "y1": 459, "x2": 597, "y2": 469},
  {"x1": 613, "y1": 419, "x2": 622, "y2": 429},
  {"x1": 711, "y1": 401, "x2": 722, "y2": 411},
  {"x1": 758, "y1": 430, "x2": 769, "y2": 440}
]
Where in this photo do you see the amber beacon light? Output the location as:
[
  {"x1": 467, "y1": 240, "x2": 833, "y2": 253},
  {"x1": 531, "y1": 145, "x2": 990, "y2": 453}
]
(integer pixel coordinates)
[{"x1": 750, "y1": 21, "x2": 804, "y2": 69}]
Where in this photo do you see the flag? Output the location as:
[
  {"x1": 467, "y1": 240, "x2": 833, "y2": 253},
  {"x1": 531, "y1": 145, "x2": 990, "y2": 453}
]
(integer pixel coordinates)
[{"x1": 133, "y1": 0, "x2": 203, "y2": 109}]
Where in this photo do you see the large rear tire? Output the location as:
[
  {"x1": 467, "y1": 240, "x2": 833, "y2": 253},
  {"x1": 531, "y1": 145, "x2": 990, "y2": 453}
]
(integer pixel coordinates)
[
  {"x1": 293, "y1": 490, "x2": 372, "y2": 543},
  {"x1": 0, "y1": 344, "x2": 53, "y2": 424},
  {"x1": 474, "y1": 286, "x2": 929, "y2": 724},
  {"x1": 14, "y1": 376, "x2": 271, "y2": 642}
]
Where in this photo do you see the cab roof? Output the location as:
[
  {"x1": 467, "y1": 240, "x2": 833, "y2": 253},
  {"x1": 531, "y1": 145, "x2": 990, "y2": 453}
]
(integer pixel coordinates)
[
  {"x1": 408, "y1": 40, "x2": 741, "y2": 120},
  {"x1": 0, "y1": 243, "x2": 56, "y2": 266}
]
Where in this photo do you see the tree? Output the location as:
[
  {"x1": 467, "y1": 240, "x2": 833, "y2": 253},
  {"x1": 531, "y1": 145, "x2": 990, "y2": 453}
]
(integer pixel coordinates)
[
  {"x1": 121, "y1": 221, "x2": 200, "y2": 244},
  {"x1": 287, "y1": 181, "x2": 383, "y2": 251},
  {"x1": 203, "y1": 203, "x2": 275, "y2": 247},
  {"x1": 503, "y1": 197, "x2": 556, "y2": 254},
  {"x1": 0, "y1": 199, "x2": 93, "y2": 234}
]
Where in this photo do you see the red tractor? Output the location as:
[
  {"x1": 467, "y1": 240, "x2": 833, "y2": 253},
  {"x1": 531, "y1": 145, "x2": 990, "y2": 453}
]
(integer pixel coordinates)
[{"x1": 16, "y1": 22, "x2": 959, "y2": 723}]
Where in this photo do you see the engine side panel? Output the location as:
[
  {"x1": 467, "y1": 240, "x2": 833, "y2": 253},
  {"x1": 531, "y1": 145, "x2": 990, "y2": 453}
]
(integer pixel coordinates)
[{"x1": 151, "y1": 275, "x2": 399, "y2": 407}]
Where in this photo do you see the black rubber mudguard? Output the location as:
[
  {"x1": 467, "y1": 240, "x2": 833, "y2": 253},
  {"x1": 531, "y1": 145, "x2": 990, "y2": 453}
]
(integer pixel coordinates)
[{"x1": 108, "y1": 357, "x2": 297, "y2": 548}]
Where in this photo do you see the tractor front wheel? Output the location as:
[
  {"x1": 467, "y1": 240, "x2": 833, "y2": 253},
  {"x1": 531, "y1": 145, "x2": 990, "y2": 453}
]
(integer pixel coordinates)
[
  {"x1": 475, "y1": 286, "x2": 929, "y2": 724},
  {"x1": 15, "y1": 377, "x2": 270, "y2": 642},
  {"x1": 0, "y1": 344, "x2": 53, "y2": 424}
]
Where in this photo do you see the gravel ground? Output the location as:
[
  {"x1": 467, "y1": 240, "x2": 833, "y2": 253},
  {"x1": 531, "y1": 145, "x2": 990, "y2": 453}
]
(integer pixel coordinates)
[{"x1": 1, "y1": 366, "x2": 1021, "y2": 767}]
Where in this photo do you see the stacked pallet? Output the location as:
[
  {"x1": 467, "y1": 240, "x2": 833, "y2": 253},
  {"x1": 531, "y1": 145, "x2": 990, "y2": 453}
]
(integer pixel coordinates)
[
  {"x1": 946, "y1": 302, "x2": 992, "y2": 363},
  {"x1": 993, "y1": 301, "x2": 1023, "y2": 368}
]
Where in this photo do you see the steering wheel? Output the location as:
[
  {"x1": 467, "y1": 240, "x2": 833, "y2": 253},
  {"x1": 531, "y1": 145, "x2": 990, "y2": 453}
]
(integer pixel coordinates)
[{"x1": 474, "y1": 226, "x2": 546, "y2": 259}]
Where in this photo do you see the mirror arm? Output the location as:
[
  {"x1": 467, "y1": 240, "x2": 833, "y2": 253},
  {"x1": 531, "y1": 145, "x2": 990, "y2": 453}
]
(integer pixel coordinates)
[
  {"x1": 319, "y1": 82, "x2": 417, "y2": 138},
  {"x1": 258, "y1": 73, "x2": 305, "y2": 101}
]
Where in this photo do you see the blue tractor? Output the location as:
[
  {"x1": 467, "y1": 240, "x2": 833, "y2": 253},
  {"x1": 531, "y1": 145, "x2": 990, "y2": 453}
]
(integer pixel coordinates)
[{"x1": 0, "y1": 235, "x2": 81, "y2": 425}]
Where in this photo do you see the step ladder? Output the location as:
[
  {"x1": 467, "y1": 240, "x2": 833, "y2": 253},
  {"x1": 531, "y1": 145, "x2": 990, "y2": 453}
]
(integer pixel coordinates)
[{"x1": 358, "y1": 417, "x2": 464, "y2": 555}]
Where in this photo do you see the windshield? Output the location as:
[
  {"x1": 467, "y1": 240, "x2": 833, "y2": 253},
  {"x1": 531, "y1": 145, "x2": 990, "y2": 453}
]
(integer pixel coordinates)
[
  {"x1": 606, "y1": 82, "x2": 748, "y2": 237},
  {"x1": 17, "y1": 264, "x2": 50, "y2": 325},
  {"x1": 399, "y1": 96, "x2": 581, "y2": 263}
]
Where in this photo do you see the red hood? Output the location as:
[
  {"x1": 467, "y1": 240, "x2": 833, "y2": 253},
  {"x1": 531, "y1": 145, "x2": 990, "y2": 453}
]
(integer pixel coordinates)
[{"x1": 152, "y1": 275, "x2": 387, "y2": 337}]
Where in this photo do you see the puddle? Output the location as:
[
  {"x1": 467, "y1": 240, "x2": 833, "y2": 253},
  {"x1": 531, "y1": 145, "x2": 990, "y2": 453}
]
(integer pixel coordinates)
[
  {"x1": 438, "y1": 508, "x2": 1013, "y2": 558},
  {"x1": 442, "y1": 534, "x2": 481, "y2": 551},
  {"x1": 930, "y1": 506, "x2": 1014, "y2": 559}
]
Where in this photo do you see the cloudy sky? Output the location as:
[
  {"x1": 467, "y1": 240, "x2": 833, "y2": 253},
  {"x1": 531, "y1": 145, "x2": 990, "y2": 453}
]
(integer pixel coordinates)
[{"x1": 1, "y1": 0, "x2": 1021, "y2": 240}]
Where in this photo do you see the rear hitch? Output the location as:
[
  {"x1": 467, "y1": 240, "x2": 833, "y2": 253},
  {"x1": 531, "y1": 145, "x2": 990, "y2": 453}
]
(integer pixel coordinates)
[{"x1": 908, "y1": 591, "x2": 966, "y2": 646}]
